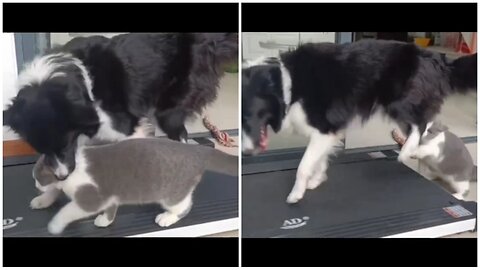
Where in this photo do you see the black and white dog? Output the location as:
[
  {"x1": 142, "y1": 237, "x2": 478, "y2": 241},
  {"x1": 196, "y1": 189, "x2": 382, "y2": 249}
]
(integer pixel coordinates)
[
  {"x1": 242, "y1": 39, "x2": 476, "y2": 203},
  {"x1": 4, "y1": 33, "x2": 238, "y2": 179}
]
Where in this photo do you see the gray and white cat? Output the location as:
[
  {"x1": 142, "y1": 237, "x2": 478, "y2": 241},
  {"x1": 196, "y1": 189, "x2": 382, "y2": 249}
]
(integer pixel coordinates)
[
  {"x1": 410, "y1": 121, "x2": 476, "y2": 199},
  {"x1": 31, "y1": 138, "x2": 238, "y2": 235}
]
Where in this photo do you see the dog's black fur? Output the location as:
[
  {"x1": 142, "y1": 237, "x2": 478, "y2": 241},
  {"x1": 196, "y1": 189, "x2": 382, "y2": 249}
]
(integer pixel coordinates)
[
  {"x1": 4, "y1": 33, "x2": 238, "y2": 177},
  {"x1": 242, "y1": 39, "x2": 476, "y2": 153}
]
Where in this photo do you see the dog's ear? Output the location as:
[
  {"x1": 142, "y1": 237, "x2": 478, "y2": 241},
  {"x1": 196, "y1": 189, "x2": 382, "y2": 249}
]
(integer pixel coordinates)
[
  {"x1": 3, "y1": 108, "x2": 12, "y2": 126},
  {"x1": 3, "y1": 97, "x2": 25, "y2": 127},
  {"x1": 77, "y1": 118, "x2": 100, "y2": 138},
  {"x1": 3, "y1": 104, "x2": 22, "y2": 129},
  {"x1": 267, "y1": 93, "x2": 286, "y2": 133},
  {"x1": 72, "y1": 106, "x2": 100, "y2": 137}
]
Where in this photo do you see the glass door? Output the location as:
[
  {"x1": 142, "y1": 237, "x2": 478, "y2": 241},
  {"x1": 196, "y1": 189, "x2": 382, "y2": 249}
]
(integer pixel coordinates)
[
  {"x1": 13, "y1": 33, "x2": 239, "y2": 137},
  {"x1": 242, "y1": 32, "x2": 337, "y2": 151}
]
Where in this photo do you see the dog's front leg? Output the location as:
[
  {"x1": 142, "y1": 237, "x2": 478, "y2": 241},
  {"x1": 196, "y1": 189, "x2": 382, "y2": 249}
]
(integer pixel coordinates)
[
  {"x1": 398, "y1": 124, "x2": 421, "y2": 163},
  {"x1": 287, "y1": 130, "x2": 339, "y2": 204}
]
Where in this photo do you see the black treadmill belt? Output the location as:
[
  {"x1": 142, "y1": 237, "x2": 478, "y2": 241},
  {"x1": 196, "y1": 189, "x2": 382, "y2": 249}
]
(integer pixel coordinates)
[
  {"x1": 242, "y1": 152, "x2": 476, "y2": 238},
  {"x1": 4, "y1": 162, "x2": 238, "y2": 237}
]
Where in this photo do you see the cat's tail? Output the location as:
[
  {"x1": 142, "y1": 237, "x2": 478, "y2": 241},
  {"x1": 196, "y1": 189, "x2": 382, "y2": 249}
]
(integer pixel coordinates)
[
  {"x1": 206, "y1": 148, "x2": 238, "y2": 176},
  {"x1": 471, "y1": 165, "x2": 477, "y2": 182}
]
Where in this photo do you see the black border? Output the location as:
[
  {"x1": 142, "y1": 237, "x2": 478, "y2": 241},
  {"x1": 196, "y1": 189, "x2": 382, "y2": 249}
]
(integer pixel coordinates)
[
  {"x1": 3, "y1": 3, "x2": 239, "y2": 32},
  {"x1": 241, "y1": 238, "x2": 477, "y2": 267},
  {"x1": 4, "y1": 237, "x2": 239, "y2": 267},
  {"x1": 242, "y1": 3, "x2": 477, "y2": 32}
]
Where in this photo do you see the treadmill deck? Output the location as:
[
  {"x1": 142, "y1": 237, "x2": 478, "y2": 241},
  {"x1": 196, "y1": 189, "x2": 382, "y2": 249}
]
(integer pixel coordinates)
[
  {"x1": 4, "y1": 141, "x2": 238, "y2": 237},
  {"x1": 242, "y1": 150, "x2": 476, "y2": 238}
]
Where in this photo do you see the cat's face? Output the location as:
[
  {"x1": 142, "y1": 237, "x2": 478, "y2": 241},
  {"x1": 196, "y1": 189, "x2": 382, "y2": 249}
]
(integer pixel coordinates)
[{"x1": 33, "y1": 155, "x2": 59, "y2": 191}]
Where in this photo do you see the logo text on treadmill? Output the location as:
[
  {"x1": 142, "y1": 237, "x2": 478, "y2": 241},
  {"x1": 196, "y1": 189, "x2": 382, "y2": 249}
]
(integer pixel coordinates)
[
  {"x1": 3, "y1": 217, "x2": 23, "y2": 230},
  {"x1": 280, "y1": 216, "x2": 309, "y2": 229}
]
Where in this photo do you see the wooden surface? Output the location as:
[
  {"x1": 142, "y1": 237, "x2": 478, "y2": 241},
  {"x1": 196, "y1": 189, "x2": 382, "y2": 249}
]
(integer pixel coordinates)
[
  {"x1": 3, "y1": 140, "x2": 36, "y2": 157},
  {"x1": 425, "y1": 46, "x2": 469, "y2": 59}
]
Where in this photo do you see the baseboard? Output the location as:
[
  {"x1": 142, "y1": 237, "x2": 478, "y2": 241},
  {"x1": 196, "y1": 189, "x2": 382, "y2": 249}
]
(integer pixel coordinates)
[{"x1": 3, "y1": 140, "x2": 36, "y2": 157}]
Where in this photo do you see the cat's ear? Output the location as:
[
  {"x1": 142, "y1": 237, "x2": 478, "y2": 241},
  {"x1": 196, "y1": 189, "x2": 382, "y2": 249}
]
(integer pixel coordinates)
[
  {"x1": 433, "y1": 121, "x2": 448, "y2": 132},
  {"x1": 439, "y1": 124, "x2": 449, "y2": 132},
  {"x1": 429, "y1": 121, "x2": 448, "y2": 134}
]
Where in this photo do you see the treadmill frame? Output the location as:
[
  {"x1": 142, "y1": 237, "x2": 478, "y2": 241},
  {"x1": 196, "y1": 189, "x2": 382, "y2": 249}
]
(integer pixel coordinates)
[
  {"x1": 242, "y1": 138, "x2": 477, "y2": 238},
  {"x1": 3, "y1": 130, "x2": 240, "y2": 238}
]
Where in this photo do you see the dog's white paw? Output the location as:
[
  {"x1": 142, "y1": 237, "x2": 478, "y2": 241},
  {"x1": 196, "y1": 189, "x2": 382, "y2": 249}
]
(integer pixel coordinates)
[
  {"x1": 94, "y1": 214, "x2": 113, "y2": 228},
  {"x1": 409, "y1": 150, "x2": 419, "y2": 160},
  {"x1": 307, "y1": 174, "x2": 327, "y2": 190},
  {"x1": 47, "y1": 220, "x2": 65, "y2": 235},
  {"x1": 286, "y1": 190, "x2": 304, "y2": 204},
  {"x1": 155, "y1": 212, "x2": 180, "y2": 227},
  {"x1": 30, "y1": 195, "x2": 54, "y2": 209},
  {"x1": 307, "y1": 179, "x2": 321, "y2": 190},
  {"x1": 397, "y1": 153, "x2": 409, "y2": 163}
]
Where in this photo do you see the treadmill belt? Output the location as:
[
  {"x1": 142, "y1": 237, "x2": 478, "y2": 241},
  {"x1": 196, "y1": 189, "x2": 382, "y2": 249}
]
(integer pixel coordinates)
[
  {"x1": 242, "y1": 151, "x2": 476, "y2": 238},
  {"x1": 4, "y1": 158, "x2": 238, "y2": 237}
]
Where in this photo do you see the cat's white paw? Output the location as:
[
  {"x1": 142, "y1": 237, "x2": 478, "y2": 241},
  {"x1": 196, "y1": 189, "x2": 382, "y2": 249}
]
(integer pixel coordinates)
[
  {"x1": 94, "y1": 214, "x2": 113, "y2": 228},
  {"x1": 47, "y1": 220, "x2": 65, "y2": 235},
  {"x1": 452, "y1": 192, "x2": 465, "y2": 200},
  {"x1": 30, "y1": 195, "x2": 54, "y2": 209},
  {"x1": 155, "y1": 212, "x2": 180, "y2": 227}
]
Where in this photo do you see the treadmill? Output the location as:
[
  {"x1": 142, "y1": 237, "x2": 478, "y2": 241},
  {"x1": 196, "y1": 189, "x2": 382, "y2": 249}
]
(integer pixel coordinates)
[
  {"x1": 3, "y1": 132, "x2": 238, "y2": 237},
  {"x1": 242, "y1": 142, "x2": 477, "y2": 238}
]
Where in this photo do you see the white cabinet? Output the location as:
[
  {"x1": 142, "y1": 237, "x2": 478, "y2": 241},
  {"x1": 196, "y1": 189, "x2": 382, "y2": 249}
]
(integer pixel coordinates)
[
  {"x1": 242, "y1": 32, "x2": 335, "y2": 60},
  {"x1": 299, "y1": 32, "x2": 336, "y2": 43}
]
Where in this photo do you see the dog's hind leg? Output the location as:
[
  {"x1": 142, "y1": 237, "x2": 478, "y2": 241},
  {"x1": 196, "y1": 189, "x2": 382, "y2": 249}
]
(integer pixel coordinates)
[
  {"x1": 287, "y1": 130, "x2": 340, "y2": 204},
  {"x1": 307, "y1": 157, "x2": 329, "y2": 190},
  {"x1": 155, "y1": 108, "x2": 189, "y2": 143}
]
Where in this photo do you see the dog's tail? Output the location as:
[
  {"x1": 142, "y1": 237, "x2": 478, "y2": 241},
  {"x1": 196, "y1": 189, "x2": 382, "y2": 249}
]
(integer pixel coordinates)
[
  {"x1": 205, "y1": 148, "x2": 238, "y2": 176},
  {"x1": 449, "y1": 53, "x2": 477, "y2": 93}
]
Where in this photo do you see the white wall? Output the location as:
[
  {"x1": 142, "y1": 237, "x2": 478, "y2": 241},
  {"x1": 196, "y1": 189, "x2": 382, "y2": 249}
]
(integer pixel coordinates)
[{"x1": 3, "y1": 33, "x2": 19, "y2": 141}]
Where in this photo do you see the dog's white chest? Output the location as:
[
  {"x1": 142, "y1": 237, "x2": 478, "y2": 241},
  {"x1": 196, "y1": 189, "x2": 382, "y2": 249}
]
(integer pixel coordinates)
[
  {"x1": 282, "y1": 102, "x2": 316, "y2": 137},
  {"x1": 94, "y1": 105, "x2": 128, "y2": 141}
]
